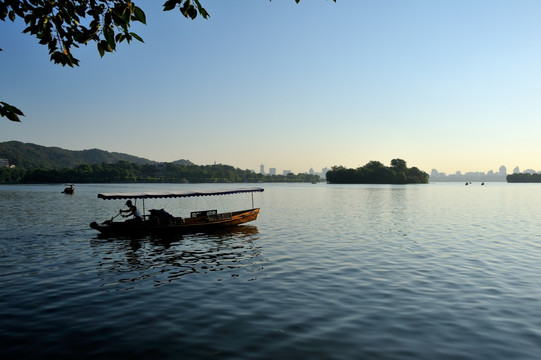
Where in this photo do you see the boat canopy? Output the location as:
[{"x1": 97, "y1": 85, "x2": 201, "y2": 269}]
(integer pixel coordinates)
[{"x1": 97, "y1": 187, "x2": 264, "y2": 200}]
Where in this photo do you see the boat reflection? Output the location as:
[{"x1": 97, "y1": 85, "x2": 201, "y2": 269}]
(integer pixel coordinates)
[
  {"x1": 91, "y1": 226, "x2": 265, "y2": 287},
  {"x1": 93, "y1": 224, "x2": 259, "y2": 241}
]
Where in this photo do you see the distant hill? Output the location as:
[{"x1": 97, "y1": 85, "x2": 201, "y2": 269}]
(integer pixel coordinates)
[{"x1": 0, "y1": 141, "x2": 193, "y2": 169}]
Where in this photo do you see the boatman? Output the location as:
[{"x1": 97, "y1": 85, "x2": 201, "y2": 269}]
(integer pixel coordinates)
[{"x1": 120, "y1": 200, "x2": 143, "y2": 223}]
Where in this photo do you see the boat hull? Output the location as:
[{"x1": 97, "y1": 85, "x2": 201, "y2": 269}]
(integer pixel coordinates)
[{"x1": 90, "y1": 208, "x2": 260, "y2": 236}]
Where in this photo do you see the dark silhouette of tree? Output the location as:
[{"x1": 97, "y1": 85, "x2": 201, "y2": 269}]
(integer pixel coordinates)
[
  {"x1": 0, "y1": 160, "x2": 321, "y2": 183},
  {"x1": 326, "y1": 159, "x2": 428, "y2": 184},
  {"x1": 507, "y1": 173, "x2": 541, "y2": 183},
  {"x1": 391, "y1": 158, "x2": 407, "y2": 171}
]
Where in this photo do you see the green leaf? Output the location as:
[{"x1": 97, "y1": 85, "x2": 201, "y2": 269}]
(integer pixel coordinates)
[
  {"x1": 187, "y1": 5, "x2": 197, "y2": 19},
  {"x1": 163, "y1": 1, "x2": 177, "y2": 11},
  {"x1": 130, "y1": 32, "x2": 144, "y2": 43},
  {"x1": 121, "y1": 6, "x2": 132, "y2": 23},
  {"x1": 193, "y1": 0, "x2": 209, "y2": 19},
  {"x1": 133, "y1": 6, "x2": 146, "y2": 24},
  {"x1": 103, "y1": 25, "x2": 116, "y2": 50},
  {"x1": 97, "y1": 42, "x2": 105, "y2": 57},
  {"x1": 0, "y1": 102, "x2": 24, "y2": 116},
  {"x1": 199, "y1": 8, "x2": 209, "y2": 19},
  {"x1": 0, "y1": 102, "x2": 25, "y2": 122},
  {"x1": 104, "y1": 11, "x2": 112, "y2": 26}
]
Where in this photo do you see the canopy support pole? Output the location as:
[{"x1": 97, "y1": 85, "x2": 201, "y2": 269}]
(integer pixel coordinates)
[{"x1": 135, "y1": 199, "x2": 146, "y2": 220}]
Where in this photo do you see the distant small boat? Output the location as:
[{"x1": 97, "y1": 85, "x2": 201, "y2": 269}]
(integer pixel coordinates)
[{"x1": 62, "y1": 184, "x2": 74, "y2": 194}]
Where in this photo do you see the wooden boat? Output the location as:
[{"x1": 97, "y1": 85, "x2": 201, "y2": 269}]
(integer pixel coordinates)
[
  {"x1": 90, "y1": 187, "x2": 263, "y2": 236},
  {"x1": 62, "y1": 184, "x2": 74, "y2": 194}
]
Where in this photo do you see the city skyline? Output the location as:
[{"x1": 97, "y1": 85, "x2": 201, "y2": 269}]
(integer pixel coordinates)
[
  {"x1": 257, "y1": 163, "x2": 541, "y2": 177},
  {"x1": 3, "y1": 140, "x2": 540, "y2": 178},
  {"x1": 2, "y1": 1, "x2": 541, "y2": 175},
  {"x1": 256, "y1": 163, "x2": 328, "y2": 177}
]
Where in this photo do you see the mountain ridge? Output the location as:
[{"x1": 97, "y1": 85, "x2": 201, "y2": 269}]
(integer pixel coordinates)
[{"x1": 0, "y1": 141, "x2": 193, "y2": 169}]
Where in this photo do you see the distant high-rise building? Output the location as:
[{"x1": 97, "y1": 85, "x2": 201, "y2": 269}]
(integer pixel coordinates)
[
  {"x1": 260, "y1": 164, "x2": 265, "y2": 174},
  {"x1": 322, "y1": 167, "x2": 329, "y2": 178},
  {"x1": 283, "y1": 170, "x2": 292, "y2": 176},
  {"x1": 431, "y1": 169, "x2": 439, "y2": 177},
  {"x1": 499, "y1": 165, "x2": 507, "y2": 175},
  {"x1": 269, "y1": 168, "x2": 276, "y2": 175},
  {"x1": 513, "y1": 166, "x2": 520, "y2": 174},
  {"x1": 309, "y1": 168, "x2": 314, "y2": 175}
]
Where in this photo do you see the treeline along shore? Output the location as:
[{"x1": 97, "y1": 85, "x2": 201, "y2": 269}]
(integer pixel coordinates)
[
  {"x1": 0, "y1": 141, "x2": 320, "y2": 184},
  {"x1": 0, "y1": 157, "x2": 430, "y2": 185},
  {"x1": 5, "y1": 163, "x2": 535, "y2": 184},
  {"x1": 0, "y1": 161, "x2": 321, "y2": 184},
  {"x1": 506, "y1": 173, "x2": 541, "y2": 183},
  {"x1": 0, "y1": 143, "x2": 430, "y2": 185}
]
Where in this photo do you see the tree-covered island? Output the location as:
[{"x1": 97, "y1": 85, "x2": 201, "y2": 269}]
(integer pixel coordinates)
[
  {"x1": 326, "y1": 159, "x2": 429, "y2": 184},
  {"x1": 506, "y1": 173, "x2": 541, "y2": 183}
]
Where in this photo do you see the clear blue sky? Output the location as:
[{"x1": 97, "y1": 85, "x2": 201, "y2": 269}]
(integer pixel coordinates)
[{"x1": 2, "y1": 0, "x2": 541, "y2": 175}]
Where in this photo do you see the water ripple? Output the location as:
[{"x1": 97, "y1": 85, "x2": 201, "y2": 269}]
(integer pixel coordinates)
[{"x1": 2, "y1": 184, "x2": 541, "y2": 359}]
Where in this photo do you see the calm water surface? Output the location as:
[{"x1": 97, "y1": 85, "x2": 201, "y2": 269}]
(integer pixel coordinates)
[{"x1": 1, "y1": 182, "x2": 541, "y2": 359}]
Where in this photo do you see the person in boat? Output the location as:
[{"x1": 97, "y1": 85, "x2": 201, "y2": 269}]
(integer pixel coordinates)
[{"x1": 120, "y1": 200, "x2": 143, "y2": 223}]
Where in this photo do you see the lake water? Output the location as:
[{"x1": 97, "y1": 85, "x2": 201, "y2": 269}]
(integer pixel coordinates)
[{"x1": 1, "y1": 182, "x2": 541, "y2": 359}]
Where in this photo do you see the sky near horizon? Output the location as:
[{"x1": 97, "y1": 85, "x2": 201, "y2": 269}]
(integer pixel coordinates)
[{"x1": 1, "y1": 0, "x2": 541, "y2": 175}]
